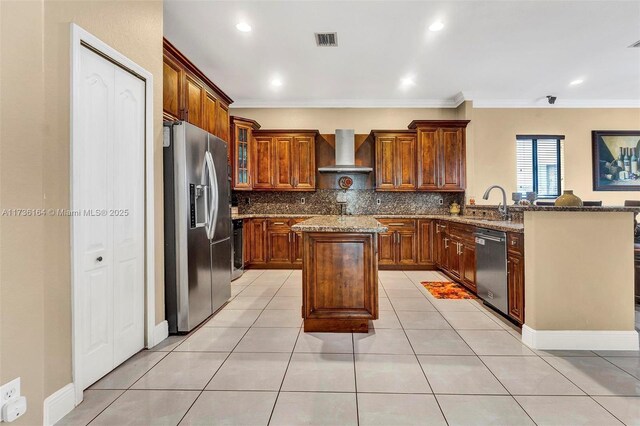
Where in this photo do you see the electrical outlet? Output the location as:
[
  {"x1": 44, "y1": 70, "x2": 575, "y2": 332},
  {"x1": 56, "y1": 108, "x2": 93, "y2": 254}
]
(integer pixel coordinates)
[
  {"x1": 300, "y1": 197, "x2": 305, "y2": 205},
  {"x1": 1, "y1": 378, "x2": 20, "y2": 405},
  {"x1": 376, "y1": 198, "x2": 381, "y2": 205},
  {"x1": 438, "y1": 198, "x2": 443, "y2": 205}
]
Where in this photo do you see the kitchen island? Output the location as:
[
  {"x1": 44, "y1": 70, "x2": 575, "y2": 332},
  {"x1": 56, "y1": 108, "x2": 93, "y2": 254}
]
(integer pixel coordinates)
[{"x1": 291, "y1": 216, "x2": 388, "y2": 332}]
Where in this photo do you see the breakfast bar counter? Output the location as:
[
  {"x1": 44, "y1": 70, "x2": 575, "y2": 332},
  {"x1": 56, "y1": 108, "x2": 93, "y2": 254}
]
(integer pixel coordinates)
[{"x1": 292, "y1": 216, "x2": 388, "y2": 332}]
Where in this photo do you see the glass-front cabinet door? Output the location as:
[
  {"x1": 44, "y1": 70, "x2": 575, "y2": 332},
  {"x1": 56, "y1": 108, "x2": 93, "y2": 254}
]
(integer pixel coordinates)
[{"x1": 232, "y1": 117, "x2": 260, "y2": 190}]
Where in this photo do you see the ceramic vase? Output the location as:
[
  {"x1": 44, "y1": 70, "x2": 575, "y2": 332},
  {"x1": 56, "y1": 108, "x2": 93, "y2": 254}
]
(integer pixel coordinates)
[{"x1": 554, "y1": 190, "x2": 583, "y2": 207}]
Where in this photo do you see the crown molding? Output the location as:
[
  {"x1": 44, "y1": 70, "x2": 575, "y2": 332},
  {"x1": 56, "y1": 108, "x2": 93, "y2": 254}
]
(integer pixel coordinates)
[
  {"x1": 230, "y1": 96, "x2": 640, "y2": 109},
  {"x1": 230, "y1": 98, "x2": 462, "y2": 108}
]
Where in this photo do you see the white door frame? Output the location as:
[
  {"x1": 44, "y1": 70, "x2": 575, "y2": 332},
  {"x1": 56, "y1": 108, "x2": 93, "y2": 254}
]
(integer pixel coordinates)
[{"x1": 70, "y1": 23, "x2": 155, "y2": 405}]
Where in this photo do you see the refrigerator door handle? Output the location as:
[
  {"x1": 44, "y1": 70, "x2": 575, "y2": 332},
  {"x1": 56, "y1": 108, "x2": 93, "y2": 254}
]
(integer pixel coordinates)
[{"x1": 205, "y1": 151, "x2": 218, "y2": 240}]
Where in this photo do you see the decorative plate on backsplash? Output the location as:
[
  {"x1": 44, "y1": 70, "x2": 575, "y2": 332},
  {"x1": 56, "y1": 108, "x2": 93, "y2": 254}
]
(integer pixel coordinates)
[{"x1": 338, "y1": 176, "x2": 353, "y2": 190}]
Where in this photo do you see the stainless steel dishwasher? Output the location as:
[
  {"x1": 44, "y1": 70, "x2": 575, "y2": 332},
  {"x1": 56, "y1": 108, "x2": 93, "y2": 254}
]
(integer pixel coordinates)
[{"x1": 474, "y1": 228, "x2": 508, "y2": 316}]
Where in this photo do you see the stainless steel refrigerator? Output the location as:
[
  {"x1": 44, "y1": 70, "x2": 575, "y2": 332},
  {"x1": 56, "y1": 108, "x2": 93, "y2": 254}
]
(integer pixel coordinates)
[{"x1": 163, "y1": 121, "x2": 231, "y2": 334}]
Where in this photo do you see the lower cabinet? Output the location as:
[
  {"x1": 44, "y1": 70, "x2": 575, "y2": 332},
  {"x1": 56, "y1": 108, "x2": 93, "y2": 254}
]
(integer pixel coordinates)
[
  {"x1": 439, "y1": 223, "x2": 476, "y2": 292},
  {"x1": 377, "y1": 219, "x2": 434, "y2": 268},
  {"x1": 507, "y1": 232, "x2": 525, "y2": 324},
  {"x1": 245, "y1": 217, "x2": 308, "y2": 268}
]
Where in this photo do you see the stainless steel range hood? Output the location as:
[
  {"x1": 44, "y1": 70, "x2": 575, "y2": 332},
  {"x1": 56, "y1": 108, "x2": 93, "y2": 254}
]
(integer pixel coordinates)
[{"x1": 318, "y1": 129, "x2": 373, "y2": 173}]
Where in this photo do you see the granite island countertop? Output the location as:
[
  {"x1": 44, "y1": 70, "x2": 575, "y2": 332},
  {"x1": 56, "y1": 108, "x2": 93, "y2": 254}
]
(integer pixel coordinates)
[{"x1": 291, "y1": 216, "x2": 388, "y2": 233}]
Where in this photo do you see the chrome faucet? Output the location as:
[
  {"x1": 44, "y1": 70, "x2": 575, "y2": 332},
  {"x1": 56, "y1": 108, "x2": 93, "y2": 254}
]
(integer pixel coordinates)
[{"x1": 482, "y1": 185, "x2": 510, "y2": 221}]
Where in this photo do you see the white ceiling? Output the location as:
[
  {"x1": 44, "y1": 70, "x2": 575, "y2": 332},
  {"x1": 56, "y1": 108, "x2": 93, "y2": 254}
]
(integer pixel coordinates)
[{"x1": 164, "y1": 1, "x2": 640, "y2": 108}]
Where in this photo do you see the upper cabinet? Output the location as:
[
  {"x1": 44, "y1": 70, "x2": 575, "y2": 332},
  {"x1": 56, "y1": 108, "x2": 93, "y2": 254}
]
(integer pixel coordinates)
[
  {"x1": 231, "y1": 116, "x2": 261, "y2": 191},
  {"x1": 408, "y1": 120, "x2": 469, "y2": 192},
  {"x1": 251, "y1": 130, "x2": 318, "y2": 191},
  {"x1": 372, "y1": 131, "x2": 417, "y2": 191},
  {"x1": 162, "y1": 38, "x2": 233, "y2": 155}
]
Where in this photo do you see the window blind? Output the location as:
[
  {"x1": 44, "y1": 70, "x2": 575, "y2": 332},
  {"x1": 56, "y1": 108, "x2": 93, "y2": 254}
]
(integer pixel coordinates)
[{"x1": 516, "y1": 136, "x2": 564, "y2": 198}]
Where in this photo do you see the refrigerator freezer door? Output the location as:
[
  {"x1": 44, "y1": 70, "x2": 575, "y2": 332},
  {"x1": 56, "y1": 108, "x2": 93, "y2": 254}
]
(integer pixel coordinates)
[
  {"x1": 176, "y1": 123, "x2": 213, "y2": 332},
  {"x1": 208, "y1": 135, "x2": 231, "y2": 242},
  {"x1": 211, "y1": 238, "x2": 232, "y2": 312}
]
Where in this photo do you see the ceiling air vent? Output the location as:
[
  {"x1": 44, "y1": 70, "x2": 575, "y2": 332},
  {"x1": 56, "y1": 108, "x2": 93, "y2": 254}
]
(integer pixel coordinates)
[
  {"x1": 629, "y1": 40, "x2": 640, "y2": 48},
  {"x1": 315, "y1": 32, "x2": 338, "y2": 47}
]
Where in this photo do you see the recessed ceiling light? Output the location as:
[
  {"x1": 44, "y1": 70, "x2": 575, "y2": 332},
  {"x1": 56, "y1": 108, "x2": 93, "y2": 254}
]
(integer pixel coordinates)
[
  {"x1": 569, "y1": 79, "x2": 584, "y2": 86},
  {"x1": 271, "y1": 77, "x2": 283, "y2": 87},
  {"x1": 429, "y1": 21, "x2": 444, "y2": 32},
  {"x1": 400, "y1": 76, "x2": 415, "y2": 88},
  {"x1": 236, "y1": 22, "x2": 252, "y2": 32}
]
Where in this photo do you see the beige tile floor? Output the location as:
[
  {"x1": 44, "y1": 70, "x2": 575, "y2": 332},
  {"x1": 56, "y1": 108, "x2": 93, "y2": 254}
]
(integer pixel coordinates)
[{"x1": 58, "y1": 269, "x2": 640, "y2": 426}]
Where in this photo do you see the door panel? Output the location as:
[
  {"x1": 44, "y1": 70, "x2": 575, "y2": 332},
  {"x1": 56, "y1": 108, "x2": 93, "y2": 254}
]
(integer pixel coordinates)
[
  {"x1": 377, "y1": 232, "x2": 395, "y2": 265},
  {"x1": 274, "y1": 136, "x2": 294, "y2": 189},
  {"x1": 418, "y1": 220, "x2": 433, "y2": 265},
  {"x1": 249, "y1": 219, "x2": 267, "y2": 263},
  {"x1": 396, "y1": 135, "x2": 417, "y2": 190},
  {"x1": 112, "y1": 67, "x2": 145, "y2": 364},
  {"x1": 462, "y1": 243, "x2": 476, "y2": 291},
  {"x1": 162, "y1": 54, "x2": 182, "y2": 119},
  {"x1": 78, "y1": 47, "x2": 115, "y2": 389},
  {"x1": 215, "y1": 102, "x2": 229, "y2": 142},
  {"x1": 440, "y1": 128, "x2": 464, "y2": 190},
  {"x1": 77, "y1": 46, "x2": 144, "y2": 390},
  {"x1": 185, "y1": 75, "x2": 204, "y2": 127},
  {"x1": 508, "y1": 254, "x2": 525, "y2": 323},
  {"x1": 397, "y1": 231, "x2": 418, "y2": 265},
  {"x1": 293, "y1": 135, "x2": 315, "y2": 189},
  {"x1": 204, "y1": 92, "x2": 217, "y2": 135},
  {"x1": 376, "y1": 136, "x2": 396, "y2": 190},
  {"x1": 417, "y1": 128, "x2": 439, "y2": 190},
  {"x1": 268, "y1": 230, "x2": 291, "y2": 263},
  {"x1": 252, "y1": 136, "x2": 273, "y2": 189}
]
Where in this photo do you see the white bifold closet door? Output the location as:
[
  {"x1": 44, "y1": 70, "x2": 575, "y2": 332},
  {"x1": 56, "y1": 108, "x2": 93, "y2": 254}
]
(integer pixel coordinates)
[{"x1": 75, "y1": 45, "x2": 145, "y2": 391}]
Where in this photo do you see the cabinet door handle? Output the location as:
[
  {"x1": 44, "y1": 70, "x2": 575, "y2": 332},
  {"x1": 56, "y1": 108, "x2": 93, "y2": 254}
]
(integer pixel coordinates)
[
  {"x1": 444, "y1": 238, "x2": 449, "y2": 248},
  {"x1": 273, "y1": 222, "x2": 286, "y2": 225},
  {"x1": 511, "y1": 240, "x2": 517, "y2": 246},
  {"x1": 289, "y1": 233, "x2": 291, "y2": 243}
]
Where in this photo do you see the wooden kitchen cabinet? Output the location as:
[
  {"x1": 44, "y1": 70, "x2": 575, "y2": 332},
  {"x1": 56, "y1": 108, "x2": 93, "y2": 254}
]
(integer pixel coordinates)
[
  {"x1": 447, "y1": 224, "x2": 476, "y2": 291},
  {"x1": 244, "y1": 217, "x2": 310, "y2": 268},
  {"x1": 461, "y1": 242, "x2": 477, "y2": 291},
  {"x1": 372, "y1": 131, "x2": 417, "y2": 191},
  {"x1": 163, "y1": 38, "x2": 233, "y2": 142},
  {"x1": 162, "y1": 53, "x2": 183, "y2": 120},
  {"x1": 248, "y1": 219, "x2": 268, "y2": 265},
  {"x1": 434, "y1": 221, "x2": 450, "y2": 271},
  {"x1": 376, "y1": 219, "x2": 418, "y2": 267},
  {"x1": 408, "y1": 120, "x2": 469, "y2": 192},
  {"x1": 417, "y1": 219, "x2": 435, "y2": 265},
  {"x1": 507, "y1": 232, "x2": 525, "y2": 324},
  {"x1": 231, "y1": 116, "x2": 261, "y2": 190},
  {"x1": 251, "y1": 130, "x2": 318, "y2": 191}
]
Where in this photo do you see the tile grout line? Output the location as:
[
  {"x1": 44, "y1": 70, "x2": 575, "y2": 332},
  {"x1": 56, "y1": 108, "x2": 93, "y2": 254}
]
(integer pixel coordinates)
[
  {"x1": 352, "y1": 332, "x2": 360, "y2": 426},
  {"x1": 399, "y1": 270, "x2": 540, "y2": 426},
  {"x1": 178, "y1": 269, "x2": 293, "y2": 426},
  {"x1": 266, "y1": 327, "x2": 302, "y2": 425}
]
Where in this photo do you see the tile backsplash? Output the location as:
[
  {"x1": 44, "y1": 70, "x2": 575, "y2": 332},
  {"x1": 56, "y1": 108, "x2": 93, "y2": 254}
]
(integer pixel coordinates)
[{"x1": 235, "y1": 190, "x2": 464, "y2": 215}]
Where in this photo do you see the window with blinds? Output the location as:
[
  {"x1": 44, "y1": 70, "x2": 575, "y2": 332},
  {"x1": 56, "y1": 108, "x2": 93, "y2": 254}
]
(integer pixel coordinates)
[{"x1": 516, "y1": 135, "x2": 564, "y2": 198}]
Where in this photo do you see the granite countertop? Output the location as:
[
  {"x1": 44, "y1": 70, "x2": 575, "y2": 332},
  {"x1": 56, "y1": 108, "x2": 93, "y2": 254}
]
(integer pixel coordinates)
[
  {"x1": 511, "y1": 206, "x2": 640, "y2": 213},
  {"x1": 291, "y1": 216, "x2": 389, "y2": 233},
  {"x1": 232, "y1": 213, "x2": 322, "y2": 219}
]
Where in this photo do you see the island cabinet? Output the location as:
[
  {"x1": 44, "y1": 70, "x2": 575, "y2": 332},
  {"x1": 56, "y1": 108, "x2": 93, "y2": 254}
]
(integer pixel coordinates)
[
  {"x1": 244, "y1": 218, "x2": 310, "y2": 268},
  {"x1": 251, "y1": 130, "x2": 318, "y2": 191},
  {"x1": 231, "y1": 117, "x2": 261, "y2": 190},
  {"x1": 292, "y1": 216, "x2": 386, "y2": 333},
  {"x1": 408, "y1": 120, "x2": 470, "y2": 192},
  {"x1": 507, "y1": 232, "x2": 525, "y2": 324},
  {"x1": 372, "y1": 131, "x2": 418, "y2": 191},
  {"x1": 163, "y1": 39, "x2": 233, "y2": 151}
]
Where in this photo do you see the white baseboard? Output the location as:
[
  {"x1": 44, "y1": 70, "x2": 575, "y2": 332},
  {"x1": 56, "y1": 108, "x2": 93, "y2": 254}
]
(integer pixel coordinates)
[
  {"x1": 522, "y1": 325, "x2": 640, "y2": 351},
  {"x1": 151, "y1": 320, "x2": 168, "y2": 348},
  {"x1": 43, "y1": 383, "x2": 75, "y2": 426}
]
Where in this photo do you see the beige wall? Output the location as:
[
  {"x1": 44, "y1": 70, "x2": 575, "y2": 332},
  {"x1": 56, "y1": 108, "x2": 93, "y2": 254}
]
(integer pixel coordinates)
[
  {"x1": 470, "y1": 107, "x2": 640, "y2": 206},
  {"x1": 233, "y1": 105, "x2": 640, "y2": 207},
  {"x1": 230, "y1": 107, "x2": 458, "y2": 134},
  {"x1": 0, "y1": 1, "x2": 163, "y2": 424},
  {"x1": 524, "y1": 211, "x2": 635, "y2": 331}
]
